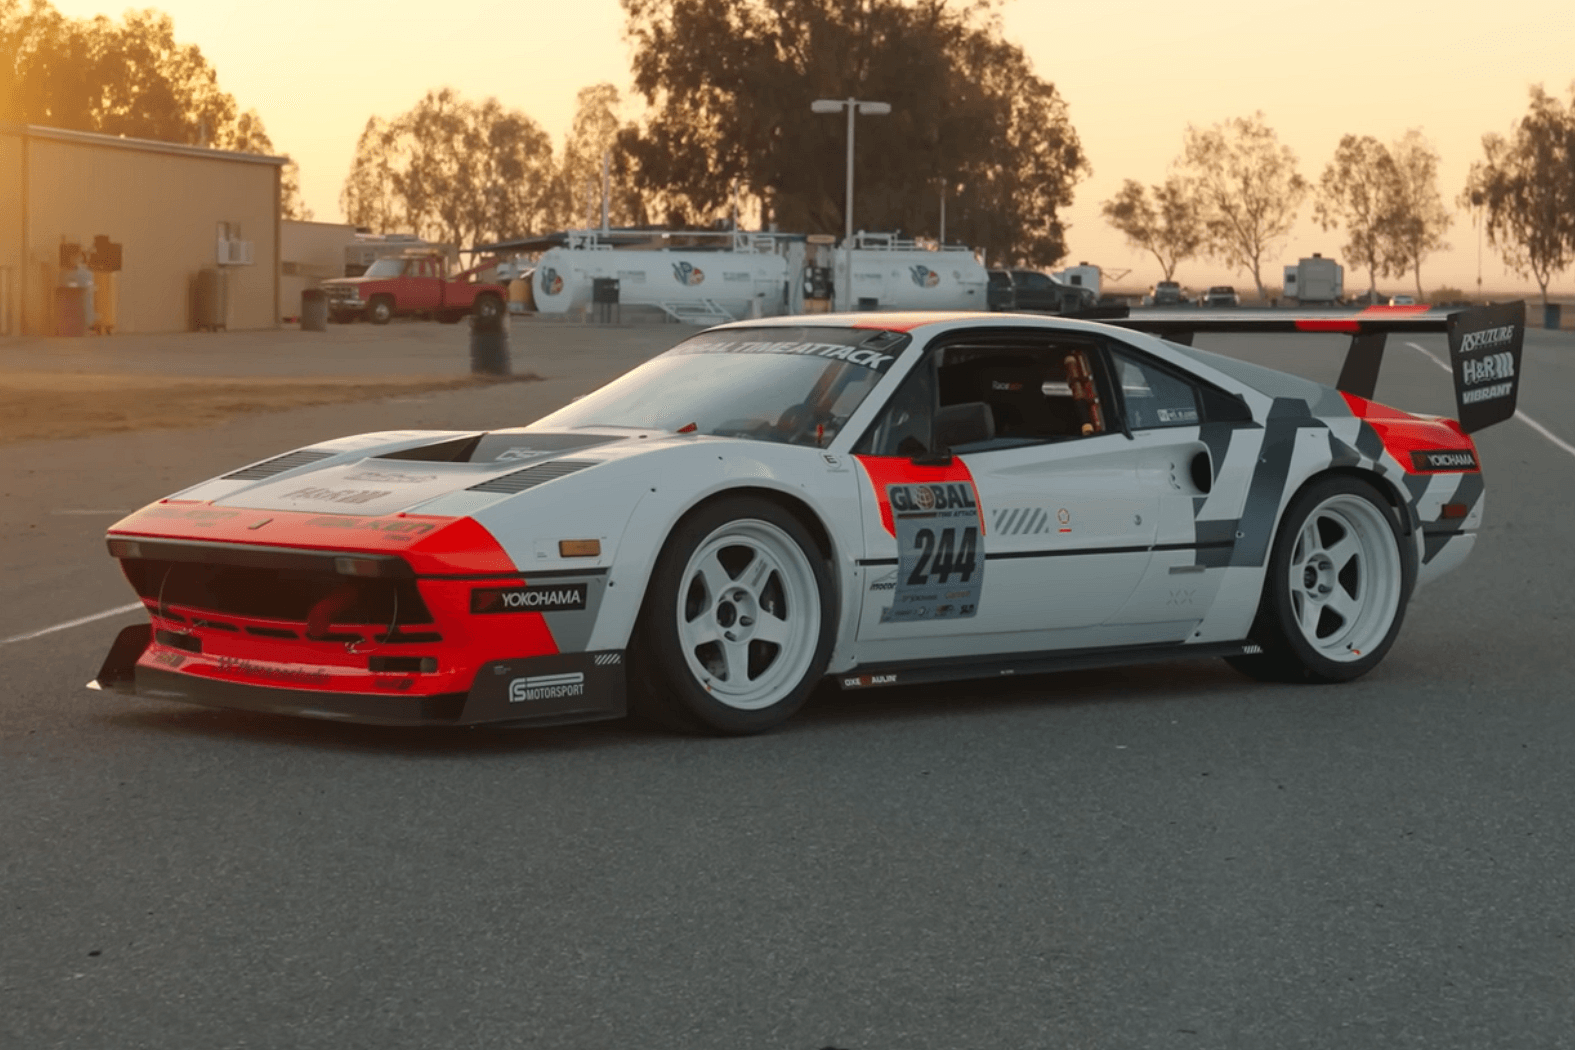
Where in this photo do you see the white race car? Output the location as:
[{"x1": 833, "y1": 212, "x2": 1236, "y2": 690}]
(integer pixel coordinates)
[{"x1": 93, "y1": 306, "x2": 1523, "y2": 734}]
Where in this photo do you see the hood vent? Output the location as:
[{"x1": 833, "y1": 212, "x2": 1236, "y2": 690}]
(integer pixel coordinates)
[
  {"x1": 468, "y1": 459, "x2": 598, "y2": 494},
  {"x1": 222, "y1": 448, "x2": 334, "y2": 481}
]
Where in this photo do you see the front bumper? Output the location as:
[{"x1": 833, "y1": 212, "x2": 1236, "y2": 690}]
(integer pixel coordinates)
[{"x1": 92, "y1": 624, "x2": 627, "y2": 728}]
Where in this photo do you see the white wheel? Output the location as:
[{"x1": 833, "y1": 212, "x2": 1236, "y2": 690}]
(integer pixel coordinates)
[
  {"x1": 635, "y1": 497, "x2": 835, "y2": 734},
  {"x1": 1284, "y1": 493, "x2": 1404, "y2": 663},
  {"x1": 675, "y1": 519, "x2": 822, "y2": 711},
  {"x1": 1229, "y1": 475, "x2": 1414, "y2": 684}
]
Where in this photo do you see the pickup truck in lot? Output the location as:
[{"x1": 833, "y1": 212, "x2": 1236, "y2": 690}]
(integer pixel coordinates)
[{"x1": 320, "y1": 252, "x2": 507, "y2": 325}]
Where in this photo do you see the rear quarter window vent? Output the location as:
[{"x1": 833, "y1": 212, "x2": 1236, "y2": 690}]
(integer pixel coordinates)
[
  {"x1": 468, "y1": 459, "x2": 598, "y2": 495},
  {"x1": 222, "y1": 449, "x2": 335, "y2": 481}
]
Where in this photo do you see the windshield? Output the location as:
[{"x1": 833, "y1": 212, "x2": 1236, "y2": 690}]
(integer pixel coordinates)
[
  {"x1": 530, "y1": 326, "x2": 909, "y2": 448},
  {"x1": 363, "y1": 257, "x2": 409, "y2": 278}
]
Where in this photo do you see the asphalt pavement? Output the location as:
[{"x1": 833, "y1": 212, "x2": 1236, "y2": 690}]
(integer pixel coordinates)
[{"x1": 3, "y1": 320, "x2": 1573, "y2": 1050}]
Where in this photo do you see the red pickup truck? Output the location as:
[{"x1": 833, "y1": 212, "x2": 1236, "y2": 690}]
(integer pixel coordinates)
[{"x1": 320, "y1": 252, "x2": 507, "y2": 325}]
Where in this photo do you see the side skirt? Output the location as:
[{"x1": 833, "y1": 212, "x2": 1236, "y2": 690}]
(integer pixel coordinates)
[{"x1": 836, "y1": 640, "x2": 1262, "y2": 691}]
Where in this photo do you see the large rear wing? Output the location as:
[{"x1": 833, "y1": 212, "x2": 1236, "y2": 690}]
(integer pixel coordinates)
[{"x1": 1083, "y1": 302, "x2": 1526, "y2": 434}]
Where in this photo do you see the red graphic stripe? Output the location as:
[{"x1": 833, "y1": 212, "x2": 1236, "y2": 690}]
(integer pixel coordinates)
[
  {"x1": 854, "y1": 455, "x2": 981, "y2": 535},
  {"x1": 109, "y1": 503, "x2": 515, "y2": 575},
  {"x1": 1340, "y1": 392, "x2": 1478, "y2": 472}
]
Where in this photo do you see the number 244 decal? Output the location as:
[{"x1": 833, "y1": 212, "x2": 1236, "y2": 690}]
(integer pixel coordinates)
[{"x1": 907, "y1": 526, "x2": 979, "y2": 586}]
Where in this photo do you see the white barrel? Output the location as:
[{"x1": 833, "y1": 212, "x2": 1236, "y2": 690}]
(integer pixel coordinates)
[{"x1": 533, "y1": 247, "x2": 788, "y2": 318}]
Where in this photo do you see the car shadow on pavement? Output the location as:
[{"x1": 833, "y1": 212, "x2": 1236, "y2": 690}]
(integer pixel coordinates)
[
  {"x1": 794, "y1": 658, "x2": 1265, "y2": 730},
  {"x1": 101, "y1": 703, "x2": 658, "y2": 756},
  {"x1": 99, "y1": 658, "x2": 1265, "y2": 752}
]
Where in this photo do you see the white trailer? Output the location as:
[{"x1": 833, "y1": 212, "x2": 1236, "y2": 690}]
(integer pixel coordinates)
[
  {"x1": 531, "y1": 230, "x2": 804, "y2": 324},
  {"x1": 834, "y1": 232, "x2": 987, "y2": 312},
  {"x1": 1283, "y1": 254, "x2": 1344, "y2": 304}
]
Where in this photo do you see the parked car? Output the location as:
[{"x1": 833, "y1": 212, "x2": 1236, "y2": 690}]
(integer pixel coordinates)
[
  {"x1": 1201, "y1": 285, "x2": 1240, "y2": 307},
  {"x1": 1011, "y1": 269, "x2": 1096, "y2": 313},
  {"x1": 1147, "y1": 280, "x2": 1188, "y2": 306},
  {"x1": 320, "y1": 251, "x2": 507, "y2": 325},
  {"x1": 1389, "y1": 295, "x2": 1417, "y2": 306},
  {"x1": 987, "y1": 269, "x2": 1016, "y2": 311}
]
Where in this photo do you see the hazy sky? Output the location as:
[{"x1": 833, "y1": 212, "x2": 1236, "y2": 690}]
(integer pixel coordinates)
[{"x1": 49, "y1": 0, "x2": 1575, "y2": 295}]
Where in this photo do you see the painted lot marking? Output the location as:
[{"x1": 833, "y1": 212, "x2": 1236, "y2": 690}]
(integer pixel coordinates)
[
  {"x1": 1405, "y1": 341, "x2": 1575, "y2": 461},
  {"x1": 1, "y1": 602, "x2": 143, "y2": 646}
]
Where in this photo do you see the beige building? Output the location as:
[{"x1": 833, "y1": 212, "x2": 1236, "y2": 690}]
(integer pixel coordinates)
[{"x1": 0, "y1": 122, "x2": 285, "y2": 336}]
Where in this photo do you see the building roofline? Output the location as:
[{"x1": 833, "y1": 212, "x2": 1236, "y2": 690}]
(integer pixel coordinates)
[{"x1": 0, "y1": 121, "x2": 289, "y2": 166}]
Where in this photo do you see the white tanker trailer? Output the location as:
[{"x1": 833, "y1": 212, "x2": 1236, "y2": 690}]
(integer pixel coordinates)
[
  {"x1": 834, "y1": 232, "x2": 988, "y2": 312},
  {"x1": 532, "y1": 231, "x2": 801, "y2": 322}
]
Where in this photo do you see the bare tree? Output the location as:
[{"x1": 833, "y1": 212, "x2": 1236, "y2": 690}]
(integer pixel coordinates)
[
  {"x1": 1385, "y1": 130, "x2": 1451, "y2": 299},
  {"x1": 340, "y1": 88, "x2": 557, "y2": 247},
  {"x1": 1100, "y1": 177, "x2": 1203, "y2": 281},
  {"x1": 1315, "y1": 134, "x2": 1399, "y2": 301},
  {"x1": 1462, "y1": 84, "x2": 1575, "y2": 304},
  {"x1": 1179, "y1": 113, "x2": 1308, "y2": 299}
]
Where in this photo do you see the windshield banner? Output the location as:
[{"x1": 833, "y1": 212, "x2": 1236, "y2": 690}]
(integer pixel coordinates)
[{"x1": 673, "y1": 331, "x2": 904, "y2": 372}]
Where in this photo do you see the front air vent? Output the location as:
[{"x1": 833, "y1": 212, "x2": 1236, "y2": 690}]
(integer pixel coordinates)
[
  {"x1": 467, "y1": 459, "x2": 598, "y2": 495},
  {"x1": 222, "y1": 449, "x2": 334, "y2": 481}
]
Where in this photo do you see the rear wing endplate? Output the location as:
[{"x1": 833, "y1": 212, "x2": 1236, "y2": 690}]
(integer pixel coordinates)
[{"x1": 1087, "y1": 302, "x2": 1525, "y2": 434}]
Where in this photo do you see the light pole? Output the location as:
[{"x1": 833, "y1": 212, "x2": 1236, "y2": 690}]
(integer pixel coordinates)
[{"x1": 812, "y1": 97, "x2": 890, "y2": 311}]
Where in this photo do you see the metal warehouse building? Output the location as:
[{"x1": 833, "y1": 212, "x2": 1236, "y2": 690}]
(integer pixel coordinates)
[{"x1": 0, "y1": 123, "x2": 285, "y2": 336}]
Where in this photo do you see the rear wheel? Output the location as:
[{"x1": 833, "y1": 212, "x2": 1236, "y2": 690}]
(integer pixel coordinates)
[
  {"x1": 366, "y1": 296, "x2": 393, "y2": 325},
  {"x1": 633, "y1": 497, "x2": 835, "y2": 735},
  {"x1": 473, "y1": 294, "x2": 504, "y2": 322},
  {"x1": 1228, "y1": 475, "x2": 1413, "y2": 683}
]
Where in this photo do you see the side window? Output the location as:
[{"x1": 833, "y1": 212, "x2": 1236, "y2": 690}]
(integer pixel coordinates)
[
  {"x1": 1109, "y1": 349, "x2": 1202, "y2": 429},
  {"x1": 855, "y1": 357, "x2": 935, "y2": 457},
  {"x1": 936, "y1": 341, "x2": 1107, "y2": 448}
]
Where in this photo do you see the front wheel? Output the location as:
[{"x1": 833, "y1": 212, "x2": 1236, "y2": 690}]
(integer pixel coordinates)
[
  {"x1": 633, "y1": 497, "x2": 835, "y2": 735},
  {"x1": 366, "y1": 296, "x2": 393, "y2": 325},
  {"x1": 1228, "y1": 475, "x2": 1414, "y2": 683}
]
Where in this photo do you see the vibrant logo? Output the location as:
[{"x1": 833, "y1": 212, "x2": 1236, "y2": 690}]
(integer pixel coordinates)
[
  {"x1": 673, "y1": 261, "x2": 705, "y2": 286},
  {"x1": 541, "y1": 267, "x2": 564, "y2": 296},
  {"x1": 472, "y1": 584, "x2": 589, "y2": 615},
  {"x1": 910, "y1": 265, "x2": 940, "y2": 288}
]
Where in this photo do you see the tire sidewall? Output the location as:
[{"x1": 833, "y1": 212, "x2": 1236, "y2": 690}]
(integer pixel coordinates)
[
  {"x1": 368, "y1": 297, "x2": 393, "y2": 324},
  {"x1": 1259, "y1": 474, "x2": 1416, "y2": 682},
  {"x1": 639, "y1": 497, "x2": 836, "y2": 734}
]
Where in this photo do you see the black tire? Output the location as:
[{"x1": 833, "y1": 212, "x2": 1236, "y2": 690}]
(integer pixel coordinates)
[
  {"x1": 473, "y1": 294, "x2": 503, "y2": 322},
  {"x1": 366, "y1": 296, "x2": 394, "y2": 325},
  {"x1": 632, "y1": 497, "x2": 836, "y2": 735},
  {"x1": 1227, "y1": 474, "x2": 1415, "y2": 683}
]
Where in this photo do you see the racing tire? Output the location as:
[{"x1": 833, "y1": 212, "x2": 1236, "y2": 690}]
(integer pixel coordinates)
[
  {"x1": 473, "y1": 294, "x2": 504, "y2": 322},
  {"x1": 632, "y1": 497, "x2": 836, "y2": 735},
  {"x1": 366, "y1": 296, "x2": 394, "y2": 325},
  {"x1": 1227, "y1": 475, "x2": 1415, "y2": 684}
]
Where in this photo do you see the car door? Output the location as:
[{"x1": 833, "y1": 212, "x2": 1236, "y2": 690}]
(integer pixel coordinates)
[
  {"x1": 406, "y1": 257, "x2": 443, "y2": 312},
  {"x1": 1102, "y1": 341, "x2": 1257, "y2": 641},
  {"x1": 850, "y1": 331, "x2": 1170, "y2": 666}
]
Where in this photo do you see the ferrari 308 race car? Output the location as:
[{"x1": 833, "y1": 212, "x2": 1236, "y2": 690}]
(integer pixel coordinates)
[{"x1": 92, "y1": 304, "x2": 1525, "y2": 734}]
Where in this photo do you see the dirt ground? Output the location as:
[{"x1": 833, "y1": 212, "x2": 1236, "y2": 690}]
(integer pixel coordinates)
[{"x1": 0, "y1": 318, "x2": 691, "y2": 445}]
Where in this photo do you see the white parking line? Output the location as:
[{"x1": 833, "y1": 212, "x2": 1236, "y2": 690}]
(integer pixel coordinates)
[
  {"x1": 1405, "y1": 342, "x2": 1575, "y2": 461},
  {"x1": 0, "y1": 602, "x2": 144, "y2": 646}
]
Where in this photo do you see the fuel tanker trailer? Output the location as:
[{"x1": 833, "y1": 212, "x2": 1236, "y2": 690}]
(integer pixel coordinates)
[
  {"x1": 532, "y1": 231, "x2": 800, "y2": 322},
  {"x1": 836, "y1": 233, "x2": 988, "y2": 312}
]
